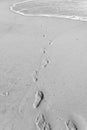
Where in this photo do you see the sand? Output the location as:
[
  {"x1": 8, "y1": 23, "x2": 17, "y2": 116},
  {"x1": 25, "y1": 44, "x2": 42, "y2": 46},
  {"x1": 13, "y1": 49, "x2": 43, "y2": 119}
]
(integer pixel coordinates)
[{"x1": 0, "y1": 0, "x2": 87, "y2": 130}]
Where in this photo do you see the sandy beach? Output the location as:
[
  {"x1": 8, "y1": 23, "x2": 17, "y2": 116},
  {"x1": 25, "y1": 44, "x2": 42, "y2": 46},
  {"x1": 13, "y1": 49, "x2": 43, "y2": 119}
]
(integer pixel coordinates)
[{"x1": 0, "y1": 0, "x2": 87, "y2": 130}]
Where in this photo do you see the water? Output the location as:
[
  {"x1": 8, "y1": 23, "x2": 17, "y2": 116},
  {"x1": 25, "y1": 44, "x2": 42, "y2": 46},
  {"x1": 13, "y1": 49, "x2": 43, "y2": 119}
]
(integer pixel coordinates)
[{"x1": 10, "y1": 0, "x2": 87, "y2": 21}]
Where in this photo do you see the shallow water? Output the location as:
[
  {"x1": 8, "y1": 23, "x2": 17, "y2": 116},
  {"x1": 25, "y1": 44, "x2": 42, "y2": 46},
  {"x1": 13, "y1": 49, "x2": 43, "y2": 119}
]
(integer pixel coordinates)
[{"x1": 10, "y1": 0, "x2": 87, "y2": 21}]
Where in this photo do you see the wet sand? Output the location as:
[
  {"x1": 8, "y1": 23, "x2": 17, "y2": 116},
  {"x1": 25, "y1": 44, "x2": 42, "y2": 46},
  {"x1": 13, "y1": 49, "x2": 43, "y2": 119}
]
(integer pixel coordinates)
[{"x1": 0, "y1": 0, "x2": 87, "y2": 130}]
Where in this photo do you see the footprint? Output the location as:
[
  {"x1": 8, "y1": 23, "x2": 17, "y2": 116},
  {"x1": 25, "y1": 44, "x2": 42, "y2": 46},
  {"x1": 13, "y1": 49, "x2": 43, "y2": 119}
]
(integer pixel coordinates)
[{"x1": 33, "y1": 90, "x2": 44, "y2": 109}]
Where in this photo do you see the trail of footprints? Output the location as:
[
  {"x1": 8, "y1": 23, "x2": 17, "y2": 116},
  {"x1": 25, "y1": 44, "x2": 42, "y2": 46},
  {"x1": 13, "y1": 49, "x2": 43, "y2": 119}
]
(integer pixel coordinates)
[
  {"x1": 31, "y1": 34, "x2": 78, "y2": 130},
  {"x1": 32, "y1": 35, "x2": 53, "y2": 130},
  {"x1": 0, "y1": 21, "x2": 80, "y2": 130},
  {"x1": 0, "y1": 21, "x2": 52, "y2": 130},
  {"x1": 0, "y1": 20, "x2": 52, "y2": 130},
  {"x1": 0, "y1": 1, "x2": 85, "y2": 130}
]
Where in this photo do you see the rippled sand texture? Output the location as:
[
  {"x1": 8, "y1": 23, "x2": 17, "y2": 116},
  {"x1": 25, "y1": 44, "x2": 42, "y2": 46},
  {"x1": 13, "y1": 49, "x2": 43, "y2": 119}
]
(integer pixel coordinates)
[{"x1": 10, "y1": 0, "x2": 87, "y2": 21}]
